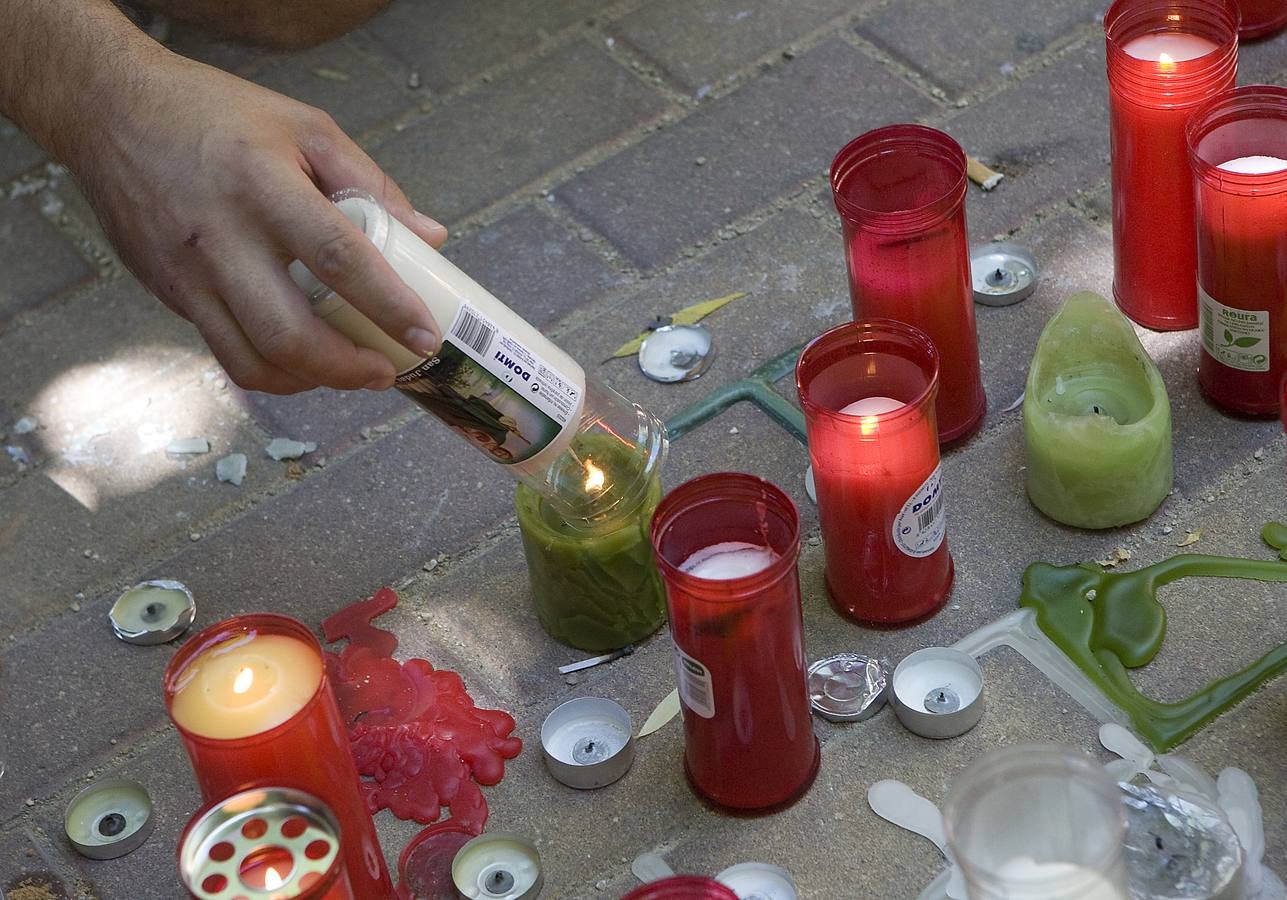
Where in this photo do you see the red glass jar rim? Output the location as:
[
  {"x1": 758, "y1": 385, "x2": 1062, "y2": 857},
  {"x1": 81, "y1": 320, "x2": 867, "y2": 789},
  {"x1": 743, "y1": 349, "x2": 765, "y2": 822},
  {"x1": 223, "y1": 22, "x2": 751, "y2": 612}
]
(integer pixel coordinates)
[
  {"x1": 163, "y1": 613, "x2": 329, "y2": 748},
  {"x1": 830, "y1": 124, "x2": 967, "y2": 234},
  {"x1": 621, "y1": 876, "x2": 740, "y2": 900},
  {"x1": 1104, "y1": 0, "x2": 1239, "y2": 106},
  {"x1": 650, "y1": 472, "x2": 801, "y2": 597},
  {"x1": 796, "y1": 318, "x2": 941, "y2": 426},
  {"x1": 1187, "y1": 84, "x2": 1287, "y2": 194}
]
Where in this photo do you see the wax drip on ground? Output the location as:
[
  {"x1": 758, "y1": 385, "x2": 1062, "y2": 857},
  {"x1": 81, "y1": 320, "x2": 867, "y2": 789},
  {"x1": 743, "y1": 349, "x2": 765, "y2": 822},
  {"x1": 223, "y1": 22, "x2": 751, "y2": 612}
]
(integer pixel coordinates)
[{"x1": 321, "y1": 588, "x2": 523, "y2": 834}]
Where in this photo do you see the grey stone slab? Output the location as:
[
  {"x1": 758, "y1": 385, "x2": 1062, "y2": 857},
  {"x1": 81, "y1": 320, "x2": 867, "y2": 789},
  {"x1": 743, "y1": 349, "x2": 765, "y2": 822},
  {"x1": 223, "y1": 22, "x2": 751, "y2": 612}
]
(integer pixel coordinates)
[
  {"x1": 0, "y1": 826, "x2": 76, "y2": 897},
  {"x1": 610, "y1": 0, "x2": 858, "y2": 93},
  {"x1": 0, "y1": 199, "x2": 95, "y2": 321},
  {"x1": 556, "y1": 39, "x2": 938, "y2": 270},
  {"x1": 371, "y1": 40, "x2": 669, "y2": 224},
  {"x1": 857, "y1": 0, "x2": 1104, "y2": 99},
  {"x1": 361, "y1": 0, "x2": 607, "y2": 93},
  {"x1": 232, "y1": 384, "x2": 409, "y2": 456},
  {"x1": 946, "y1": 40, "x2": 1110, "y2": 241},
  {"x1": 442, "y1": 205, "x2": 630, "y2": 330},
  {"x1": 1238, "y1": 30, "x2": 1287, "y2": 85},
  {"x1": 0, "y1": 116, "x2": 46, "y2": 182},
  {"x1": 252, "y1": 38, "x2": 416, "y2": 137}
]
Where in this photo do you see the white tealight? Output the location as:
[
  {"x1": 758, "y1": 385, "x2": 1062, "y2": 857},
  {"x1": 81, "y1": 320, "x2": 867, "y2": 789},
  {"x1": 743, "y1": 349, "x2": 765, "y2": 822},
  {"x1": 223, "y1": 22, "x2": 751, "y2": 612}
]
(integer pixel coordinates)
[
  {"x1": 839, "y1": 396, "x2": 905, "y2": 416},
  {"x1": 1218, "y1": 155, "x2": 1287, "y2": 175},
  {"x1": 994, "y1": 857, "x2": 1126, "y2": 900},
  {"x1": 681, "y1": 541, "x2": 777, "y2": 580}
]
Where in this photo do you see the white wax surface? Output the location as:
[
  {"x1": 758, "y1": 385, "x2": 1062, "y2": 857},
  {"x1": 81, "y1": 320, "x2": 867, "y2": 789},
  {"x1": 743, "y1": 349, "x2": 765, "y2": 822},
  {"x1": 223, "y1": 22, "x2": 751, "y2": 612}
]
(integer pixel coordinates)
[
  {"x1": 839, "y1": 396, "x2": 905, "y2": 416},
  {"x1": 1218, "y1": 155, "x2": 1287, "y2": 175},
  {"x1": 681, "y1": 541, "x2": 777, "y2": 580},
  {"x1": 993, "y1": 857, "x2": 1126, "y2": 900},
  {"x1": 1122, "y1": 32, "x2": 1219, "y2": 62}
]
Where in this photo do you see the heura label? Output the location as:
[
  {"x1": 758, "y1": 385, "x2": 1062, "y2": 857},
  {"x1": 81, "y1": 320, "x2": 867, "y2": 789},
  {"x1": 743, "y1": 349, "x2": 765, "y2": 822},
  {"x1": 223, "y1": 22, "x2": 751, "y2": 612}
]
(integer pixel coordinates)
[
  {"x1": 672, "y1": 642, "x2": 715, "y2": 719},
  {"x1": 395, "y1": 303, "x2": 582, "y2": 464},
  {"x1": 893, "y1": 464, "x2": 946, "y2": 558},
  {"x1": 1200, "y1": 286, "x2": 1270, "y2": 374}
]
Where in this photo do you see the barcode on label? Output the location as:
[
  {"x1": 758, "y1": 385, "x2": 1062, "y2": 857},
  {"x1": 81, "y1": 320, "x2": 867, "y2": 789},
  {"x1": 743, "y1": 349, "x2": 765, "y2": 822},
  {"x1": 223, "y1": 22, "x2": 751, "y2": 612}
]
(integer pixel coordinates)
[
  {"x1": 917, "y1": 493, "x2": 944, "y2": 531},
  {"x1": 673, "y1": 644, "x2": 715, "y2": 719},
  {"x1": 452, "y1": 307, "x2": 495, "y2": 356}
]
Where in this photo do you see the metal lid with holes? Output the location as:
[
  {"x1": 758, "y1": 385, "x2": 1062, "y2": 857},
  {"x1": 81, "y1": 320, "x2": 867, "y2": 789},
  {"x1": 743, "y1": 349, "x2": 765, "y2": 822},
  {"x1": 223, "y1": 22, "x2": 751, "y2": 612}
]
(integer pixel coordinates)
[
  {"x1": 451, "y1": 833, "x2": 543, "y2": 900},
  {"x1": 971, "y1": 242, "x2": 1038, "y2": 307},
  {"x1": 541, "y1": 697, "x2": 635, "y2": 790},
  {"x1": 807, "y1": 654, "x2": 889, "y2": 723},
  {"x1": 110, "y1": 579, "x2": 196, "y2": 645},
  {"x1": 65, "y1": 777, "x2": 155, "y2": 860},
  {"x1": 890, "y1": 647, "x2": 985, "y2": 740},
  {"x1": 638, "y1": 324, "x2": 715, "y2": 383},
  {"x1": 715, "y1": 862, "x2": 799, "y2": 900},
  {"x1": 178, "y1": 786, "x2": 343, "y2": 899}
]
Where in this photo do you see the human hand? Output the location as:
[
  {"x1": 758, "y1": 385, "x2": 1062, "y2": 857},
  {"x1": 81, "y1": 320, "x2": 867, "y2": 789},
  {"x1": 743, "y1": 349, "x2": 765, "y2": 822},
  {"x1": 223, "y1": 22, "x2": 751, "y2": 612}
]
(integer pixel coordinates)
[{"x1": 70, "y1": 51, "x2": 445, "y2": 394}]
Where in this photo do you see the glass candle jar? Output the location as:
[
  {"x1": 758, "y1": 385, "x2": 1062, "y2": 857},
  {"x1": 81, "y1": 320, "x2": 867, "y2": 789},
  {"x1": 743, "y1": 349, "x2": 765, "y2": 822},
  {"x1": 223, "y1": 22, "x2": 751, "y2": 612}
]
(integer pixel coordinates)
[
  {"x1": 1187, "y1": 85, "x2": 1287, "y2": 417},
  {"x1": 830, "y1": 124, "x2": 987, "y2": 445},
  {"x1": 650, "y1": 473, "x2": 819, "y2": 812},
  {"x1": 164, "y1": 615, "x2": 392, "y2": 896},
  {"x1": 1104, "y1": 0, "x2": 1239, "y2": 330},
  {"x1": 289, "y1": 190, "x2": 667, "y2": 523},
  {"x1": 515, "y1": 432, "x2": 667, "y2": 652},
  {"x1": 796, "y1": 319, "x2": 953, "y2": 626},
  {"x1": 1234, "y1": 0, "x2": 1287, "y2": 41},
  {"x1": 944, "y1": 745, "x2": 1130, "y2": 900}
]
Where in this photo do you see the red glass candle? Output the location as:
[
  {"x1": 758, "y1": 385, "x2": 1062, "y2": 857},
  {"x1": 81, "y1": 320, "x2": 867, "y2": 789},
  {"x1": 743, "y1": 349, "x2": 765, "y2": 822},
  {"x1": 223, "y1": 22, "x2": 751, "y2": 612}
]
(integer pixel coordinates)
[
  {"x1": 1234, "y1": 0, "x2": 1287, "y2": 41},
  {"x1": 650, "y1": 473, "x2": 819, "y2": 813},
  {"x1": 1104, "y1": 0, "x2": 1239, "y2": 331},
  {"x1": 621, "y1": 877, "x2": 739, "y2": 900},
  {"x1": 1187, "y1": 85, "x2": 1287, "y2": 416},
  {"x1": 164, "y1": 615, "x2": 393, "y2": 896},
  {"x1": 797, "y1": 319, "x2": 953, "y2": 626},
  {"x1": 830, "y1": 124, "x2": 986, "y2": 446}
]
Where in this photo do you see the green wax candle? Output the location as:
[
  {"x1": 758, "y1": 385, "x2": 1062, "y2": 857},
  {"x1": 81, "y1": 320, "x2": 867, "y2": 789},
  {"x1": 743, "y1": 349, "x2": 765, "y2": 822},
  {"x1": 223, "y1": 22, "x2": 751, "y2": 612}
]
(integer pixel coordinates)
[
  {"x1": 1023, "y1": 291, "x2": 1172, "y2": 529},
  {"x1": 515, "y1": 437, "x2": 665, "y2": 652}
]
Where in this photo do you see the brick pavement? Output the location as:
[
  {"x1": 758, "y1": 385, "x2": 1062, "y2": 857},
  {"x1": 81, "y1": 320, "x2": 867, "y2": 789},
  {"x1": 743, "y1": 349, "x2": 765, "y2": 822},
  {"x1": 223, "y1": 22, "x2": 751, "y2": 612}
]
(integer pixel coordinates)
[{"x1": 0, "y1": 0, "x2": 1284, "y2": 897}]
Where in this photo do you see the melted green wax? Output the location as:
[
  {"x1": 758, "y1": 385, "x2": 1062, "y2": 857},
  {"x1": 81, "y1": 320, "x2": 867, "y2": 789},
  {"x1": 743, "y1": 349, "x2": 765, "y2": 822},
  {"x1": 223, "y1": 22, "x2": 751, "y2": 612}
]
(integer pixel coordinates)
[{"x1": 1021, "y1": 523, "x2": 1287, "y2": 752}]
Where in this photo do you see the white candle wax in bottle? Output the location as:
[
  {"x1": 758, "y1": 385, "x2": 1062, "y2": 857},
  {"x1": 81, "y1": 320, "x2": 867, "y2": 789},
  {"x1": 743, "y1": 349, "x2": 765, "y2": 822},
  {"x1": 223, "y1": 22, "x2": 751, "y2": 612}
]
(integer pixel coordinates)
[
  {"x1": 1122, "y1": 32, "x2": 1219, "y2": 65},
  {"x1": 288, "y1": 191, "x2": 665, "y2": 523},
  {"x1": 680, "y1": 542, "x2": 778, "y2": 579},
  {"x1": 1218, "y1": 155, "x2": 1287, "y2": 174},
  {"x1": 838, "y1": 396, "x2": 905, "y2": 416}
]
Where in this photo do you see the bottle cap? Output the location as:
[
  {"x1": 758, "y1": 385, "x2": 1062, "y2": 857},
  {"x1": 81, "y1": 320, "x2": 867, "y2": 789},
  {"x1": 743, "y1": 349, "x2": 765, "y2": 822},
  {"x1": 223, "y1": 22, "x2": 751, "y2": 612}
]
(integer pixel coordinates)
[
  {"x1": 807, "y1": 654, "x2": 889, "y2": 722},
  {"x1": 110, "y1": 580, "x2": 196, "y2": 645},
  {"x1": 65, "y1": 778, "x2": 155, "y2": 860},
  {"x1": 971, "y1": 242, "x2": 1038, "y2": 306},
  {"x1": 716, "y1": 862, "x2": 799, "y2": 899},
  {"x1": 451, "y1": 833, "x2": 543, "y2": 900},
  {"x1": 541, "y1": 697, "x2": 635, "y2": 789},
  {"x1": 639, "y1": 324, "x2": 715, "y2": 382}
]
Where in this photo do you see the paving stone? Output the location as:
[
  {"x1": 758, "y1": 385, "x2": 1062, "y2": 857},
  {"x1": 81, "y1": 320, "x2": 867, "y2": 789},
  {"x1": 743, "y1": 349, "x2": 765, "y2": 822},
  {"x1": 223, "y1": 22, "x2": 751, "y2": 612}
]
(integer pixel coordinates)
[
  {"x1": 946, "y1": 39, "x2": 1110, "y2": 241},
  {"x1": 0, "y1": 826, "x2": 76, "y2": 897},
  {"x1": 361, "y1": 0, "x2": 607, "y2": 93},
  {"x1": 857, "y1": 0, "x2": 1104, "y2": 98},
  {"x1": 371, "y1": 41, "x2": 669, "y2": 227},
  {"x1": 1238, "y1": 30, "x2": 1287, "y2": 85},
  {"x1": 609, "y1": 0, "x2": 858, "y2": 93},
  {"x1": 0, "y1": 198, "x2": 95, "y2": 321},
  {"x1": 233, "y1": 384, "x2": 408, "y2": 457},
  {"x1": 0, "y1": 116, "x2": 46, "y2": 182},
  {"x1": 252, "y1": 37, "x2": 416, "y2": 137},
  {"x1": 556, "y1": 39, "x2": 937, "y2": 271}
]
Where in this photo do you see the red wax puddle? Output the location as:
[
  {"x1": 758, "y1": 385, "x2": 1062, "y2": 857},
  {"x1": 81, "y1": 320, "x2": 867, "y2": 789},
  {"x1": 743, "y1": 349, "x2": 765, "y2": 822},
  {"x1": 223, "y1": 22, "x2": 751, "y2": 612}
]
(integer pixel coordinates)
[{"x1": 322, "y1": 588, "x2": 522, "y2": 834}]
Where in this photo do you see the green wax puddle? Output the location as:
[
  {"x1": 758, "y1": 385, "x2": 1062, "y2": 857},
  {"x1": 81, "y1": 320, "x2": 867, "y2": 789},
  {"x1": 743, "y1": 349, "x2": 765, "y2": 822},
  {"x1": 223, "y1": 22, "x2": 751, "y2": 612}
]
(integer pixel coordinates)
[{"x1": 1021, "y1": 523, "x2": 1287, "y2": 752}]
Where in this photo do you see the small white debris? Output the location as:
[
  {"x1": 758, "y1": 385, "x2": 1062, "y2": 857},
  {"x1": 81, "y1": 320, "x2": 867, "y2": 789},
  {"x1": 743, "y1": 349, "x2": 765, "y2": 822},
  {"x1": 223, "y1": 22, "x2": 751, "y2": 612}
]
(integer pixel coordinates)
[
  {"x1": 694, "y1": 84, "x2": 712, "y2": 100},
  {"x1": 951, "y1": 604, "x2": 962, "y2": 610},
  {"x1": 423, "y1": 558, "x2": 439, "y2": 572},
  {"x1": 5, "y1": 445, "x2": 31, "y2": 466},
  {"x1": 189, "y1": 532, "x2": 202, "y2": 542},
  {"x1": 1254, "y1": 448, "x2": 1266, "y2": 461},
  {"x1": 12, "y1": 416, "x2": 37, "y2": 434},
  {"x1": 359, "y1": 427, "x2": 373, "y2": 440},
  {"x1": 265, "y1": 438, "x2": 317, "y2": 460},
  {"x1": 1002, "y1": 392, "x2": 1025, "y2": 413},
  {"x1": 407, "y1": 70, "x2": 421, "y2": 89},
  {"x1": 83, "y1": 549, "x2": 93, "y2": 558},
  {"x1": 167, "y1": 437, "x2": 211, "y2": 455},
  {"x1": 1161, "y1": 525, "x2": 1174, "y2": 535},
  {"x1": 728, "y1": 426, "x2": 739, "y2": 435},
  {"x1": 24, "y1": 798, "x2": 34, "y2": 807},
  {"x1": 1000, "y1": 61, "x2": 1017, "y2": 76},
  {"x1": 695, "y1": 156, "x2": 707, "y2": 166},
  {"x1": 215, "y1": 453, "x2": 248, "y2": 486},
  {"x1": 605, "y1": 36, "x2": 615, "y2": 49},
  {"x1": 70, "y1": 601, "x2": 81, "y2": 612}
]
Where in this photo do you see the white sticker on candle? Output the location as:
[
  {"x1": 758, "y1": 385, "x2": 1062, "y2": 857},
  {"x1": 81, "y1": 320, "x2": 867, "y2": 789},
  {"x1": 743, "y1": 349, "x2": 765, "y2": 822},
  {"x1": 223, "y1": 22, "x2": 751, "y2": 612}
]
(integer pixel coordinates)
[
  {"x1": 893, "y1": 464, "x2": 946, "y2": 558},
  {"x1": 672, "y1": 643, "x2": 715, "y2": 719},
  {"x1": 1199, "y1": 287, "x2": 1269, "y2": 373}
]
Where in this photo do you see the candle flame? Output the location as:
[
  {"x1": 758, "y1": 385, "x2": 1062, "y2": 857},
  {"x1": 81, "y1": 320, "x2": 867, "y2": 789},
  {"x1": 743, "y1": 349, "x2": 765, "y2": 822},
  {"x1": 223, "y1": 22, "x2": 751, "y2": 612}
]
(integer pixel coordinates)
[
  {"x1": 583, "y1": 461, "x2": 606, "y2": 493},
  {"x1": 264, "y1": 867, "x2": 284, "y2": 890},
  {"x1": 232, "y1": 666, "x2": 254, "y2": 695},
  {"x1": 1158, "y1": 51, "x2": 1175, "y2": 72}
]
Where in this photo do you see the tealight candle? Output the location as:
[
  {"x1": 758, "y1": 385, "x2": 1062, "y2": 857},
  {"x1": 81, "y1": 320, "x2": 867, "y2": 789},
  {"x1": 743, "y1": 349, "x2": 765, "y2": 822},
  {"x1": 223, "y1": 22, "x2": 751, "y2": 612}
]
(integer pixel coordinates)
[
  {"x1": 164, "y1": 615, "x2": 393, "y2": 896},
  {"x1": 1103, "y1": 0, "x2": 1238, "y2": 330}
]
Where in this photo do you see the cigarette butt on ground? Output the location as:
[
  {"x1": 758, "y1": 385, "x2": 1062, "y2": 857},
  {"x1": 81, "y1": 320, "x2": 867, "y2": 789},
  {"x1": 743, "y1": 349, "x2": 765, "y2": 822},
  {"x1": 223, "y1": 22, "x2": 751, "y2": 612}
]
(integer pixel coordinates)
[{"x1": 967, "y1": 156, "x2": 1004, "y2": 191}]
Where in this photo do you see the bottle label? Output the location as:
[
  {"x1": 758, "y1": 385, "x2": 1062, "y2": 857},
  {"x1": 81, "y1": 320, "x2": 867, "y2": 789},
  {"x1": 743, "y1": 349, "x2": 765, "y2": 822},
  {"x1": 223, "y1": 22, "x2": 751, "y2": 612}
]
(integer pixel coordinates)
[
  {"x1": 672, "y1": 642, "x2": 715, "y2": 719},
  {"x1": 395, "y1": 303, "x2": 581, "y2": 464},
  {"x1": 1200, "y1": 286, "x2": 1270, "y2": 373},
  {"x1": 892, "y1": 464, "x2": 946, "y2": 558}
]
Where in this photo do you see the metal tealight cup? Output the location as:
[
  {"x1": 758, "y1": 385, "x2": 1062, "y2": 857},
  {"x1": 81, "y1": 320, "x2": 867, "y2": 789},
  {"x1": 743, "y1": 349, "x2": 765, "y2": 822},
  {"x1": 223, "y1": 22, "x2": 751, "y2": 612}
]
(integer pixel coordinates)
[{"x1": 540, "y1": 697, "x2": 635, "y2": 789}]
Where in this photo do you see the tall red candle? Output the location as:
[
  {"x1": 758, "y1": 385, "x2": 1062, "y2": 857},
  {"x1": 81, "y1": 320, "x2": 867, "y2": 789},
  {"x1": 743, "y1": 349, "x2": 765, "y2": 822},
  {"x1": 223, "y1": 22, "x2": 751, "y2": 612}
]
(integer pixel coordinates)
[
  {"x1": 164, "y1": 615, "x2": 393, "y2": 896},
  {"x1": 1233, "y1": 0, "x2": 1287, "y2": 41},
  {"x1": 1104, "y1": 0, "x2": 1239, "y2": 331},
  {"x1": 797, "y1": 319, "x2": 953, "y2": 626},
  {"x1": 1187, "y1": 85, "x2": 1287, "y2": 416},
  {"x1": 650, "y1": 473, "x2": 819, "y2": 813},
  {"x1": 830, "y1": 124, "x2": 986, "y2": 446}
]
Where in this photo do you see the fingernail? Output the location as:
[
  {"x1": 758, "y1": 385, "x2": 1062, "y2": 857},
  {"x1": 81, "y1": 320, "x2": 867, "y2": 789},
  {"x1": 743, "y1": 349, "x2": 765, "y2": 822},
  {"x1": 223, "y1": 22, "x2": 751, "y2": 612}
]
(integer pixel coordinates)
[
  {"x1": 414, "y1": 210, "x2": 448, "y2": 239},
  {"x1": 364, "y1": 375, "x2": 395, "y2": 391},
  {"x1": 403, "y1": 326, "x2": 440, "y2": 356}
]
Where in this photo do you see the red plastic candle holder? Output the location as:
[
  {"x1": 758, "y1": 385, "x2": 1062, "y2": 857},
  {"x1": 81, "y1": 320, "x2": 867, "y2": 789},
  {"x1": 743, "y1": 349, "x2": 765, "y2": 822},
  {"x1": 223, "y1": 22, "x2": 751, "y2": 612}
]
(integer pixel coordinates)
[
  {"x1": 650, "y1": 473, "x2": 820, "y2": 813},
  {"x1": 1104, "y1": 0, "x2": 1239, "y2": 331},
  {"x1": 797, "y1": 319, "x2": 954, "y2": 626},
  {"x1": 1187, "y1": 85, "x2": 1287, "y2": 416},
  {"x1": 164, "y1": 614, "x2": 393, "y2": 897},
  {"x1": 1233, "y1": 0, "x2": 1287, "y2": 41},
  {"x1": 830, "y1": 124, "x2": 986, "y2": 446},
  {"x1": 621, "y1": 877, "x2": 739, "y2": 900}
]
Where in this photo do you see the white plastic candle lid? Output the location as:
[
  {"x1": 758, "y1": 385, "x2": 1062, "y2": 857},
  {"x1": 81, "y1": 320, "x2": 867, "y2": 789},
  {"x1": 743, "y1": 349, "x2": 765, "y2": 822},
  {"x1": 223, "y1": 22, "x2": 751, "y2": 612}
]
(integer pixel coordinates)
[{"x1": 716, "y1": 862, "x2": 799, "y2": 899}]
